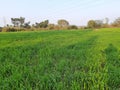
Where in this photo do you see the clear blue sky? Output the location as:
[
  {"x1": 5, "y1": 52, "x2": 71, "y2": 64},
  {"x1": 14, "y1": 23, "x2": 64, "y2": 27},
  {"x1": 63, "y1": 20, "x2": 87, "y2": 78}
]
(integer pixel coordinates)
[{"x1": 0, "y1": 0, "x2": 120, "y2": 26}]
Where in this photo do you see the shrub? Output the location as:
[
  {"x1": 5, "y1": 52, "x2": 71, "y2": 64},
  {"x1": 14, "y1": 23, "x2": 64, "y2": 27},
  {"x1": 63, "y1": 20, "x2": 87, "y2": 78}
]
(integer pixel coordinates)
[
  {"x1": 48, "y1": 24, "x2": 55, "y2": 30},
  {"x1": 68, "y1": 25, "x2": 78, "y2": 30},
  {"x1": 2, "y1": 27, "x2": 25, "y2": 32}
]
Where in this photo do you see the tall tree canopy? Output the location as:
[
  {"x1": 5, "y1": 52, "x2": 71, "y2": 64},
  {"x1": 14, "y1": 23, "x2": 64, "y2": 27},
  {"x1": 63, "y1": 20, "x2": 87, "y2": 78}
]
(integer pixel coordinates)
[
  {"x1": 35, "y1": 20, "x2": 49, "y2": 28},
  {"x1": 58, "y1": 19, "x2": 69, "y2": 27},
  {"x1": 11, "y1": 17, "x2": 25, "y2": 27}
]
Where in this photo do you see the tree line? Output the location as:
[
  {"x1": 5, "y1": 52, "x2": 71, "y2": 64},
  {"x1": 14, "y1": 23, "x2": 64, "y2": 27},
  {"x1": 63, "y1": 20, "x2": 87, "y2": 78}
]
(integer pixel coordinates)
[
  {"x1": 87, "y1": 17, "x2": 120, "y2": 28},
  {"x1": 0, "y1": 17, "x2": 120, "y2": 32}
]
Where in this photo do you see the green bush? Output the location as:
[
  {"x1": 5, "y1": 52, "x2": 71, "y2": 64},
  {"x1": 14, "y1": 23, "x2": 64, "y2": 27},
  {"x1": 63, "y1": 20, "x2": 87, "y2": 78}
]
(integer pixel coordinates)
[{"x1": 68, "y1": 25, "x2": 78, "y2": 30}]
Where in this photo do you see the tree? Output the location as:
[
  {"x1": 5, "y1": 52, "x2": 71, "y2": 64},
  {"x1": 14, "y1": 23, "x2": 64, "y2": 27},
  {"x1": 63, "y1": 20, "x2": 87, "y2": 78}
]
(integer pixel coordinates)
[
  {"x1": 11, "y1": 17, "x2": 25, "y2": 27},
  {"x1": 19, "y1": 17, "x2": 25, "y2": 27},
  {"x1": 87, "y1": 20, "x2": 96, "y2": 28},
  {"x1": 0, "y1": 27, "x2": 2, "y2": 32},
  {"x1": 112, "y1": 17, "x2": 120, "y2": 27},
  {"x1": 35, "y1": 20, "x2": 49, "y2": 28},
  {"x1": 35, "y1": 22, "x2": 39, "y2": 28},
  {"x1": 87, "y1": 20, "x2": 104, "y2": 28},
  {"x1": 104, "y1": 18, "x2": 109, "y2": 24},
  {"x1": 58, "y1": 19, "x2": 69, "y2": 27},
  {"x1": 11, "y1": 18, "x2": 20, "y2": 27},
  {"x1": 39, "y1": 20, "x2": 49, "y2": 28},
  {"x1": 102, "y1": 18, "x2": 109, "y2": 28},
  {"x1": 24, "y1": 21, "x2": 31, "y2": 29},
  {"x1": 95, "y1": 20, "x2": 103, "y2": 28}
]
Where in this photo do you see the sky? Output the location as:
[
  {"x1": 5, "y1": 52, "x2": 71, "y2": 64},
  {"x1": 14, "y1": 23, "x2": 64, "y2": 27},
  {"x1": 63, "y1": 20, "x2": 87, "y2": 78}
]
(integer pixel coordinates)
[{"x1": 0, "y1": 0, "x2": 120, "y2": 26}]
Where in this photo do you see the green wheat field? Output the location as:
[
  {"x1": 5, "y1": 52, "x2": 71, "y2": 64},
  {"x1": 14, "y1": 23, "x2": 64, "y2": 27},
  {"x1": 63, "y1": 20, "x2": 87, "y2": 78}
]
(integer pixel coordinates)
[{"x1": 0, "y1": 28, "x2": 120, "y2": 90}]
